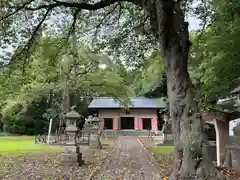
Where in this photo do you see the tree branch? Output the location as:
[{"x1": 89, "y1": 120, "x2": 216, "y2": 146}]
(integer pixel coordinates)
[
  {"x1": 117, "y1": 2, "x2": 123, "y2": 21},
  {"x1": 76, "y1": 63, "x2": 97, "y2": 77},
  {"x1": 64, "y1": 8, "x2": 81, "y2": 47},
  {"x1": 10, "y1": 7, "x2": 52, "y2": 68},
  {"x1": 92, "y1": 4, "x2": 119, "y2": 41},
  {"x1": 69, "y1": 8, "x2": 81, "y2": 36},
  {"x1": 89, "y1": 83, "x2": 105, "y2": 87},
  {"x1": 25, "y1": 0, "x2": 121, "y2": 11},
  {"x1": 154, "y1": 0, "x2": 175, "y2": 49},
  {"x1": 48, "y1": 9, "x2": 81, "y2": 66},
  {"x1": 0, "y1": 0, "x2": 35, "y2": 21},
  {"x1": 198, "y1": 0, "x2": 209, "y2": 38}
]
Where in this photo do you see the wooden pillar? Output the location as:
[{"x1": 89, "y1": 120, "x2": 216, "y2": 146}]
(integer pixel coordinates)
[
  {"x1": 138, "y1": 118, "x2": 143, "y2": 130},
  {"x1": 151, "y1": 116, "x2": 158, "y2": 131},
  {"x1": 113, "y1": 117, "x2": 119, "y2": 130},
  {"x1": 134, "y1": 117, "x2": 139, "y2": 130},
  {"x1": 214, "y1": 119, "x2": 229, "y2": 166}
]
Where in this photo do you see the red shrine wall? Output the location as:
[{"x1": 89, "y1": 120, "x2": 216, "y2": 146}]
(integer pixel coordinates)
[{"x1": 97, "y1": 108, "x2": 158, "y2": 131}]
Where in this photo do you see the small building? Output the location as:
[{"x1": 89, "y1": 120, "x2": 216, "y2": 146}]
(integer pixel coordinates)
[{"x1": 88, "y1": 97, "x2": 166, "y2": 131}]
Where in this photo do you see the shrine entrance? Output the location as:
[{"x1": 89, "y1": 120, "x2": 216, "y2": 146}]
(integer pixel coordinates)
[
  {"x1": 120, "y1": 117, "x2": 134, "y2": 129},
  {"x1": 104, "y1": 118, "x2": 113, "y2": 129},
  {"x1": 142, "y1": 118, "x2": 152, "y2": 130}
]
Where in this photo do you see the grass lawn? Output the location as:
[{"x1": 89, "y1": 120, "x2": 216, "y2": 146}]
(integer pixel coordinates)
[
  {"x1": 152, "y1": 145, "x2": 173, "y2": 155},
  {"x1": 151, "y1": 145, "x2": 173, "y2": 166},
  {"x1": 0, "y1": 136, "x2": 63, "y2": 155}
]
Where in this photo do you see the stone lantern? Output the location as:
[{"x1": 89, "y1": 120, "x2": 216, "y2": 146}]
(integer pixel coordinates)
[
  {"x1": 90, "y1": 114, "x2": 102, "y2": 149},
  {"x1": 91, "y1": 114, "x2": 101, "y2": 129},
  {"x1": 60, "y1": 106, "x2": 84, "y2": 166}
]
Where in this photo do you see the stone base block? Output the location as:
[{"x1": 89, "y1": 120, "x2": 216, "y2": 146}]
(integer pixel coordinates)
[
  {"x1": 90, "y1": 136, "x2": 102, "y2": 149},
  {"x1": 90, "y1": 140, "x2": 102, "y2": 148},
  {"x1": 60, "y1": 153, "x2": 84, "y2": 166},
  {"x1": 153, "y1": 136, "x2": 164, "y2": 145},
  {"x1": 90, "y1": 134, "x2": 100, "y2": 148},
  {"x1": 64, "y1": 146, "x2": 79, "y2": 153},
  {"x1": 163, "y1": 134, "x2": 173, "y2": 141}
]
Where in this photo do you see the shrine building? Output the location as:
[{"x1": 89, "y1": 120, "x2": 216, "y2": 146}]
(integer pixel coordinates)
[{"x1": 88, "y1": 97, "x2": 166, "y2": 132}]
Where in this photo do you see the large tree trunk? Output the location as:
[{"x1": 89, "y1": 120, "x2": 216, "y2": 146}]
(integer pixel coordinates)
[
  {"x1": 146, "y1": 0, "x2": 226, "y2": 179},
  {"x1": 163, "y1": 43, "x2": 225, "y2": 180}
]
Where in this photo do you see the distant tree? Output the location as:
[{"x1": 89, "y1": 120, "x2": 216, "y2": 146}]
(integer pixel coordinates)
[{"x1": 0, "y1": 36, "x2": 132, "y2": 135}]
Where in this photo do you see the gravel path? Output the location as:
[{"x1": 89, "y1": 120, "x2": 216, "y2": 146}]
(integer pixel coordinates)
[{"x1": 93, "y1": 136, "x2": 162, "y2": 180}]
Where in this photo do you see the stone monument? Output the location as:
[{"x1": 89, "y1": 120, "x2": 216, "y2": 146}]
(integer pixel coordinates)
[
  {"x1": 162, "y1": 114, "x2": 173, "y2": 145},
  {"x1": 60, "y1": 106, "x2": 84, "y2": 166}
]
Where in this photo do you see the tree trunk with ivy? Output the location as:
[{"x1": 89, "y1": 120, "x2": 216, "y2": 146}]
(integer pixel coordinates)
[{"x1": 145, "y1": 0, "x2": 225, "y2": 179}]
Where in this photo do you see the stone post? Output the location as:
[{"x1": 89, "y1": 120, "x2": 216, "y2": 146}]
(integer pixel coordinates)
[
  {"x1": 214, "y1": 119, "x2": 229, "y2": 166},
  {"x1": 60, "y1": 106, "x2": 84, "y2": 166}
]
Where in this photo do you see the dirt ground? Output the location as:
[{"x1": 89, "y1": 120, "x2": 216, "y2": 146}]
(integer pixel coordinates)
[
  {"x1": 0, "y1": 138, "x2": 116, "y2": 180},
  {"x1": 1, "y1": 137, "x2": 239, "y2": 180},
  {"x1": 139, "y1": 137, "x2": 240, "y2": 180},
  {"x1": 93, "y1": 136, "x2": 162, "y2": 180}
]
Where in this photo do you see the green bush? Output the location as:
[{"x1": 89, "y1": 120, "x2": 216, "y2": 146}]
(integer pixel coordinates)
[
  {"x1": 2, "y1": 98, "x2": 50, "y2": 135},
  {"x1": 3, "y1": 113, "x2": 47, "y2": 135},
  {"x1": 0, "y1": 132, "x2": 7, "y2": 136}
]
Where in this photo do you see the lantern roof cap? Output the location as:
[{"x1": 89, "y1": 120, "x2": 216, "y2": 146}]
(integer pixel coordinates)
[{"x1": 65, "y1": 106, "x2": 81, "y2": 119}]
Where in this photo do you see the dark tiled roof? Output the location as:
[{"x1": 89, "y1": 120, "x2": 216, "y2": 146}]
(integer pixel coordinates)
[{"x1": 88, "y1": 97, "x2": 166, "y2": 109}]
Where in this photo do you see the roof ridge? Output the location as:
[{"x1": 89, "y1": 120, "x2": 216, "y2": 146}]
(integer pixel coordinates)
[
  {"x1": 93, "y1": 97, "x2": 160, "y2": 99},
  {"x1": 88, "y1": 97, "x2": 166, "y2": 109}
]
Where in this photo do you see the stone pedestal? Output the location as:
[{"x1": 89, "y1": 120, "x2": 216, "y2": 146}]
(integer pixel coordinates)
[
  {"x1": 60, "y1": 106, "x2": 84, "y2": 166},
  {"x1": 61, "y1": 152, "x2": 83, "y2": 166},
  {"x1": 64, "y1": 145, "x2": 79, "y2": 153},
  {"x1": 89, "y1": 125, "x2": 102, "y2": 149},
  {"x1": 162, "y1": 123, "x2": 173, "y2": 145},
  {"x1": 90, "y1": 133, "x2": 101, "y2": 148},
  {"x1": 163, "y1": 123, "x2": 172, "y2": 134},
  {"x1": 83, "y1": 123, "x2": 93, "y2": 130},
  {"x1": 163, "y1": 133, "x2": 173, "y2": 141},
  {"x1": 81, "y1": 123, "x2": 94, "y2": 144}
]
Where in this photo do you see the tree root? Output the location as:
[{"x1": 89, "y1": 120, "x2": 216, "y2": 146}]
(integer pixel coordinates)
[
  {"x1": 169, "y1": 132, "x2": 226, "y2": 180},
  {"x1": 169, "y1": 167, "x2": 226, "y2": 180}
]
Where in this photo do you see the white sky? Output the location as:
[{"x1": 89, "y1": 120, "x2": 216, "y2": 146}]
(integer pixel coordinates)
[
  {"x1": 230, "y1": 118, "x2": 240, "y2": 136},
  {"x1": 188, "y1": 16, "x2": 201, "y2": 30}
]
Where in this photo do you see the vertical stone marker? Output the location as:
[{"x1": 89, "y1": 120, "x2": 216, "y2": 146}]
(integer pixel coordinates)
[
  {"x1": 61, "y1": 106, "x2": 84, "y2": 166},
  {"x1": 162, "y1": 115, "x2": 173, "y2": 145}
]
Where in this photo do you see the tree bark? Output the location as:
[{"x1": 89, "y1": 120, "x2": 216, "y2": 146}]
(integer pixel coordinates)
[{"x1": 145, "y1": 0, "x2": 226, "y2": 179}]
